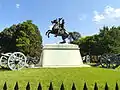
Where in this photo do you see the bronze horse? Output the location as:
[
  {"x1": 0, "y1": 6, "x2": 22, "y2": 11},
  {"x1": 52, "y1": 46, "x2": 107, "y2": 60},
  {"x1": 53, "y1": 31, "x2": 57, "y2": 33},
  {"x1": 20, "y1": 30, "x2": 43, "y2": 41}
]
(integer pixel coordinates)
[{"x1": 45, "y1": 18, "x2": 81, "y2": 43}]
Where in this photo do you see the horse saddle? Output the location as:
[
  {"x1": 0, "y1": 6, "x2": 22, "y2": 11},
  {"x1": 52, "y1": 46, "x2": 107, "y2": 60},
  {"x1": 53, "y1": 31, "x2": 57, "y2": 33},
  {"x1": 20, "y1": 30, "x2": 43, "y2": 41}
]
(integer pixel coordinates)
[{"x1": 58, "y1": 29, "x2": 65, "y2": 35}]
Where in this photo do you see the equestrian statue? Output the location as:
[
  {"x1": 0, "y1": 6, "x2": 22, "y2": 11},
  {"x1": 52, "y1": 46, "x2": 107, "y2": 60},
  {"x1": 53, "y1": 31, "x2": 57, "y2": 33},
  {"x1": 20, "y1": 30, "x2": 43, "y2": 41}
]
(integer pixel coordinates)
[{"x1": 45, "y1": 18, "x2": 81, "y2": 43}]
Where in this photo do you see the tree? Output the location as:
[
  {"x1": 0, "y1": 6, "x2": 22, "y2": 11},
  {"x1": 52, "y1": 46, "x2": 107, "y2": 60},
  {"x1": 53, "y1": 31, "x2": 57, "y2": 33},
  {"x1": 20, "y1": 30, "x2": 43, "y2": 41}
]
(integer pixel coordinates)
[
  {"x1": 98, "y1": 26, "x2": 120, "y2": 54},
  {"x1": 0, "y1": 20, "x2": 42, "y2": 58},
  {"x1": 0, "y1": 26, "x2": 16, "y2": 53},
  {"x1": 73, "y1": 26, "x2": 120, "y2": 57},
  {"x1": 72, "y1": 35, "x2": 97, "y2": 56}
]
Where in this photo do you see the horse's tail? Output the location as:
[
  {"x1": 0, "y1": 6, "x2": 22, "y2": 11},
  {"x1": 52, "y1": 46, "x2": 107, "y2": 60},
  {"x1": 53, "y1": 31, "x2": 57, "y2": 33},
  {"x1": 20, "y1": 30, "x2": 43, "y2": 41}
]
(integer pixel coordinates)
[{"x1": 68, "y1": 32, "x2": 81, "y2": 41}]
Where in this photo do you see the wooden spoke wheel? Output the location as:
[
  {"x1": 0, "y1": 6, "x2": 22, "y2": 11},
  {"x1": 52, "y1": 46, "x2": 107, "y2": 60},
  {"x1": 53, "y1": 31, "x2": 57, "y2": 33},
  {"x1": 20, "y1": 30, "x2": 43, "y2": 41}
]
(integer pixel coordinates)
[
  {"x1": 0, "y1": 53, "x2": 12, "y2": 68},
  {"x1": 100, "y1": 54, "x2": 120, "y2": 69},
  {"x1": 8, "y1": 52, "x2": 27, "y2": 70},
  {"x1": 0, "y1": 56, "x2": 8, "y2": 68}
]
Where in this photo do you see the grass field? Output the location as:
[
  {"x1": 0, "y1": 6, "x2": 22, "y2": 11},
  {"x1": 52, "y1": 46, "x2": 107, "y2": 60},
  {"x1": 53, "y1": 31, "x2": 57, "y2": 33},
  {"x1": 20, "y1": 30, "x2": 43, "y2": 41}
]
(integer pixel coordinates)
[{"x1": 0, "y1": 67, "x2": 120, "y2": 90}]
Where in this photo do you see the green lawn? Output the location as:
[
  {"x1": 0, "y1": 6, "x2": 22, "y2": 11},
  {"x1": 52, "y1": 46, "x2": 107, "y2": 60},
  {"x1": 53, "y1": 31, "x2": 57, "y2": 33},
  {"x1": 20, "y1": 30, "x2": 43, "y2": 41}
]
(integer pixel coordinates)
[{"x1": 0, "y1": 67, "x2": 120, "y2": 90}]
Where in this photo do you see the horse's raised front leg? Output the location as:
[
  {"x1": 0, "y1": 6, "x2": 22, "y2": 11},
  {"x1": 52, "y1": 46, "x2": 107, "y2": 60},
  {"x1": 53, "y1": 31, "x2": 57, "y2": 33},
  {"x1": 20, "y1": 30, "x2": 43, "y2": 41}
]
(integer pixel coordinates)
[
  {"x1": 45, "y1": 31, "x2": 48, "y2": 35},
  {"x1": 45, "y1": 30, "x2": 51, "y2": 38},
  {"x1": 45, "y1": 30, "x2": 51, "y2": 35},
  {"x1": 48, "y1": 32, "x2": 50, "y2": 38}
]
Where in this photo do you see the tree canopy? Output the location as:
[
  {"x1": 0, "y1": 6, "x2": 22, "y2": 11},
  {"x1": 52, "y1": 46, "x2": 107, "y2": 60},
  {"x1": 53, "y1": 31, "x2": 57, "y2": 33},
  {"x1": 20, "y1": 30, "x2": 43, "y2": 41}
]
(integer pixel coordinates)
[
  {"x1": 73, "y1": 26, "x2": 120, "y2": 56},
  {"x1": 0, "y1": 20, "x2": 42, "y2": 58}
]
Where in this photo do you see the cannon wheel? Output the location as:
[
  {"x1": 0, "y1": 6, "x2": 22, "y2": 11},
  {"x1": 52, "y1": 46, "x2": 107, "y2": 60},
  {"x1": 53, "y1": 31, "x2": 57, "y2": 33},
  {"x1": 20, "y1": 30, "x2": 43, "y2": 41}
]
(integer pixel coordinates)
[
  {"x1": 0, "y1": 56, "x2": 8, "y2": 68},
  {"x1": 8, "y1": 52, "x2": 27, "y2": 70},
  {"x1": 100, "y1": 54, "x2": 119, "y2": 69},
  {"x1": 99, "y1": 54, "x2": 110, "y2": 68},
  {"x1": 0, "y1": 53, "x2": 12, "y2": 68}
]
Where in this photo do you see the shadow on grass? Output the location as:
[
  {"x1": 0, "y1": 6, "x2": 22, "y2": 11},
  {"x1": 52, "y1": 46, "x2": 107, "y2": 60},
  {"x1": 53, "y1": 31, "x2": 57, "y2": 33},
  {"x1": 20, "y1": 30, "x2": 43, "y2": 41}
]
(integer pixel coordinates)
[
  {"x1": 88, "y1": 63, "x2": 120, "y2": 69},
  {"x1": 0, "y1": 67, "x2": 11, "y2": 71}
]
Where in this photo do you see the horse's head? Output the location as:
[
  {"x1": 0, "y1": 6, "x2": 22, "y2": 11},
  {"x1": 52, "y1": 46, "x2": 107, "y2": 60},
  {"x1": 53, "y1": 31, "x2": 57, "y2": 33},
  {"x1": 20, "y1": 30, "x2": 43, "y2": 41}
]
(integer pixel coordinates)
[
  {"x1": 51, "y1": 19, "x2": 59, "y2": 30},
  {"x1": 51, "y1": 19, "x2": 57, "y2": 24}
]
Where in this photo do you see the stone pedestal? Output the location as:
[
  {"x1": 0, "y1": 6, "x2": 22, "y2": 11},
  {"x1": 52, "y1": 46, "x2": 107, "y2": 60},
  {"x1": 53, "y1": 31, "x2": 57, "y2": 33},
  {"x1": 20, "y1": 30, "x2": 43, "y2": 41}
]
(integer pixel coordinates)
[{"x1": 40, "y1": 44, "x2": 85, "y2": 67}]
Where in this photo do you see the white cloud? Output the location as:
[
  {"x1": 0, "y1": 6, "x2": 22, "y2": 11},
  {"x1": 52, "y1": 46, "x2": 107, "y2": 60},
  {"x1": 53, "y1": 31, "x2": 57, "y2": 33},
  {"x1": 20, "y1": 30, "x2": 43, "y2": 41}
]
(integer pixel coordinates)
[
  {"x1": 93, "y1": 6, "x2": 120, "y2": 24},
  {"x1": 78, "y1": 14, "x2": 87, "y2": 21},
  {"x1": 16, "y1": 4, "x2": 20, "y2": 8},
  {"x1": 93, "y1": 11, "x2": 105, "y2": 22}
]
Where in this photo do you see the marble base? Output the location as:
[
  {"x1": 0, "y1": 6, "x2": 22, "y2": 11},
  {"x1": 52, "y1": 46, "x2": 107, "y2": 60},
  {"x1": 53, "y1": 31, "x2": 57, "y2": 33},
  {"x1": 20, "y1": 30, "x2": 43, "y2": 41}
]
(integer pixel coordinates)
[{"x1": 40, "y1": 44, "x2": 86, "y2": 67}]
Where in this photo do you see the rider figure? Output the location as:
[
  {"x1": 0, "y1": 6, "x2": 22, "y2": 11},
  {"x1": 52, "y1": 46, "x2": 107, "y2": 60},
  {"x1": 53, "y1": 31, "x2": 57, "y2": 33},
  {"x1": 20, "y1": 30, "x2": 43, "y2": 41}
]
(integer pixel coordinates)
[
  {"x1": 51, "y1": 18, "x2": 65, "y2": 37},
  {"x1": 57, "y1": 18, "x2": 65, "y2": 36},
  {"x1": 57, "y1": 18, "x2": 63, "y2": 35},
  {"x1": 58, "y1": 18, "x2": 62, "y2": 29},
  {"x1": 61, "y1": 19, "x2": 65, "y2": 29}
]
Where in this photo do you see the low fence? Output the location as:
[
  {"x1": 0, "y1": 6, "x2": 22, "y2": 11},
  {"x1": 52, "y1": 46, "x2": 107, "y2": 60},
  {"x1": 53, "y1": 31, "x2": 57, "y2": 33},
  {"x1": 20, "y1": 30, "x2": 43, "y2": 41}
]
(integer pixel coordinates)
[{"x1": 2, "y1": 82, "x2": 119, "y2": 90}]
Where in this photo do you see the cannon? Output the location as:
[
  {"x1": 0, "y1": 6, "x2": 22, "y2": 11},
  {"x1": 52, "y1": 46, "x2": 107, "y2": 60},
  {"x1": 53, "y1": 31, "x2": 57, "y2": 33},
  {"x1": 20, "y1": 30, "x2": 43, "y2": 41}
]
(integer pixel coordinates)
[
  {"x1": 99, "y1": 54, "x2": 120, "y2": 69},
  {"x1": 0, "y1": 52, "x2": 27, "y2": 70}
]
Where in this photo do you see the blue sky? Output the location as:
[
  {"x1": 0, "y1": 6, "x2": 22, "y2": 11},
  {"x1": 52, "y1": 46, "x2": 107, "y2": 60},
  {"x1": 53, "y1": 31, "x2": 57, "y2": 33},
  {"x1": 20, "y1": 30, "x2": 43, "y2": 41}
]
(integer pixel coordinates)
[{"x1": 0, "y1": 0, "x2": 120, "y2": 44}]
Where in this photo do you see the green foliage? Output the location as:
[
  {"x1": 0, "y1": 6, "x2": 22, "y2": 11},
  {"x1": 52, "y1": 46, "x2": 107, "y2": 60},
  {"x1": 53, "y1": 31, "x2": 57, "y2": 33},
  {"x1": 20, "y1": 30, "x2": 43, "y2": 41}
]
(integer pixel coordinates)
[
  {"x1": 98, "y1": 26, "x2": 120, "y2": 54},
  {"x1": 73, "y1": 26, "x2": 120, "y2": 56},
  {"x1": 73, "y1": 35, "x2": 99, "y2": 56},
  {"x1": 0, "y1": 26, "x2": 16, "y2": 53},
  {"x1": 0, "y1": 20, "x2": 42, "y2": 58}
]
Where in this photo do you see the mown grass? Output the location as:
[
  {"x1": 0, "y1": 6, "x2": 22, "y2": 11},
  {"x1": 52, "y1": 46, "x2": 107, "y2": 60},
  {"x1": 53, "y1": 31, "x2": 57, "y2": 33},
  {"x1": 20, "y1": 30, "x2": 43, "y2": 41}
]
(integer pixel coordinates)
[{"x1": 0, "y1": 67, "x2": 120, "y2": 90}]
